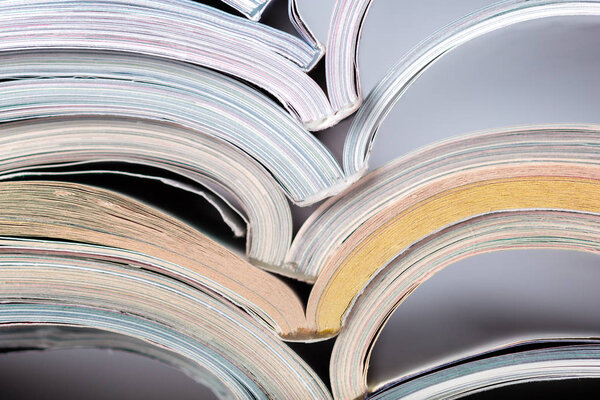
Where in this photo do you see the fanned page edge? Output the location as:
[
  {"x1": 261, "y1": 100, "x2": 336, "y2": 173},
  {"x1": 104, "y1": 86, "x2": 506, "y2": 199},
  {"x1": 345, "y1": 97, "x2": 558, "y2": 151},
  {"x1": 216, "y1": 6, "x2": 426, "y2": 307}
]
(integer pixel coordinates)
[
  {"x1": 309, "y1": 164, "x2": 600, "y2": 335},
  {"x1": 0, "y1": 51, "x2": 345, "y2": 206},
  {"x1": 0, "y1": 243, "x2": 331, "y2": 399},
  {"x1": 0, "y1": 117, "x2": 293, "y2": 270},
  {"x1": 0, "y1": 0, "x2": 332, "y2": 129},
  {"x1": 289, "y1": 124, "x2": 600, "y2": 279},
  {"x1": 0, "y1": 181, "x2": 309, "y2": 338},
  {"x1": 330, "y1": 210, "x2": 600, "y2": 399}
]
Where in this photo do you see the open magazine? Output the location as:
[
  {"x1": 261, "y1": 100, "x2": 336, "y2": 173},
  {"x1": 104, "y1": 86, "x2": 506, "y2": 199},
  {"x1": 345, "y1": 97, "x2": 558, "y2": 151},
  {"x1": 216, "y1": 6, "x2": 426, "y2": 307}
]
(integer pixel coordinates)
[{"x1": 0, "y1": 0, "x2": 599, "y2": 399}]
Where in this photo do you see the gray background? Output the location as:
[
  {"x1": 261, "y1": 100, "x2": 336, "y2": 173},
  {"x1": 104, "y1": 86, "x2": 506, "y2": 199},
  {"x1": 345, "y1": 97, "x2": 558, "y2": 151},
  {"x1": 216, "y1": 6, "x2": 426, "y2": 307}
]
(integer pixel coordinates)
[{"x1": 1, "y1": 0, "x2": 600, "y2": 398}]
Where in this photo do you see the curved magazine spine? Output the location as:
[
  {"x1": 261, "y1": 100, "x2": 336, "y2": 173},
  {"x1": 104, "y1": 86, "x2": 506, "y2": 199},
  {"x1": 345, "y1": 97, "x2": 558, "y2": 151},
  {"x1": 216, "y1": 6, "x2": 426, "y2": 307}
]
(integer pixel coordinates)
[
  {"x1": 343, "y1": 0, "x2": 600, "y2": 175},
  {"x1": 0, "y1": 0, "x2": 331, "y2": 128},
  {"x1": 0, "y1": 246, "x2": 330, "y2": 399},
  {"x1": 326, "y1": 0, "x2": 373, "y2": 118},
  {"x1": 309, "y1": 163, "x2": 600, "y2": 335},
  {"x1": 1, "y1": 0, "x2": 319, "y2": 71},
  {"x1": 289, "y1": 125, "x2": 600, "y2": 280},
  {"x1": 0, "y1": 51, "x2": 345, "y2": 205},
  {"x1": 331, "y1": 211, "x2": 600, "y2": 399},
  {"x1": 0, "y1": 118, "x2": 293, "y2": 269},
  {"x1": 0, "y1": 182, "x2": 309, "y2": 337}
]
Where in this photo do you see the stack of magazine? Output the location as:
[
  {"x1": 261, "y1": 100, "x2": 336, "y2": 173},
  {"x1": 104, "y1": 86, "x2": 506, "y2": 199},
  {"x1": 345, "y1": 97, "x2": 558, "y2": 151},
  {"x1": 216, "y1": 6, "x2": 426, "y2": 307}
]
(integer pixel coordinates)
[{"x1": 0, "y1": 0, "x2": 599, "y2": 398}]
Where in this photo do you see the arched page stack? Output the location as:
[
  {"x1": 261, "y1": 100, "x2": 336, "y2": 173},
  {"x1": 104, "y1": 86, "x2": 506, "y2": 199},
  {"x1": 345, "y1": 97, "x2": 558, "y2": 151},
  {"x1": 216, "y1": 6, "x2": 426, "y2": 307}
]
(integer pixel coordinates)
[
  {"x1": 1, "y1": 2, "x2": 599, "y2": 398},
  {"x1": 326, "y1": 0, "x2": 373, "y2": 118},
  {"x1": 0, "y1": 51, "x2": 346, "y2": 206},
  {"x1": 290, "y1": 125, "x2": 600, "y2": 281},
  {"x1": 330, "y1": 211, "x2": 600, "y2": 399},
  {"x1": 0, "y1": 181, "x2": 310, "y2": 338},
  {"x1": 0, "y1": 0, "x2": 335, "y2": 129},
  {"x1": 0, "y1": 238, "x2": 330, "y2": 399},
  {"x1": 0, "y1": 117, "x2": 292, "y2": 271},
  {"x1": 297, "y1": 125, "x2": 600, "y2": 334}
]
